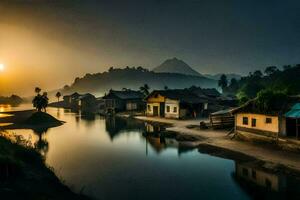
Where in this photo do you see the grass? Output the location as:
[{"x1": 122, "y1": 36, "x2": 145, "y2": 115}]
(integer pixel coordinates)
[{"x1": 0, "y1": 131, "x2": 90, "y2": 200}]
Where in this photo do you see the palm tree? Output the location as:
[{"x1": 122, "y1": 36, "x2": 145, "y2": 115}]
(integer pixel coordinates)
[
  {"x1": 35, "y1": 87, "x2": 41, "y2": 95},
  {"x1": 140, "y1": 84, "x2": 150, "y2": 96},
  {"x1": 55, "y1": 92, "x2": 62, "y2": 102}
]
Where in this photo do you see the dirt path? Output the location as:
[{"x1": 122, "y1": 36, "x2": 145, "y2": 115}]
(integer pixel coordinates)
[{"x1": 135, "y1": 116, "x2": 300, "y2": 171}]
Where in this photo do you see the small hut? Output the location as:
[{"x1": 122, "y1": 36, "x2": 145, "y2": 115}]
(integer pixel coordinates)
[{"x1": 209, "y1": 108, "x2": 235, "y2": 129}]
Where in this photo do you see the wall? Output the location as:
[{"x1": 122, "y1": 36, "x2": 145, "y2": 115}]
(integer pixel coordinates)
[
  {"x1": 164, "y1": 99, "x2": 179, "y2": 119},
  {"x1": 236, "y1": 113, "x2": 279, "y2": 133},
  {"x1": 146, "y1": 102, "x2": 160, "y2": 116}
]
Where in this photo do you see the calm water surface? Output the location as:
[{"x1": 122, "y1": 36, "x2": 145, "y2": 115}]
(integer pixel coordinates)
[{"x1": 2, "y1": 106, "x2": 300, "y2": 200}]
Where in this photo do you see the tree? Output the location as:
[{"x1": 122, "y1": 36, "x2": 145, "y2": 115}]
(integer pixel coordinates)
[
  {"x1": 35, "y1": 87, "x2": 41, "y2": 95},
  {"x1": 264, "y1": 66, "x2": 278, "y2": 76},
  {"x1": 253, "y1": 70, "x2": 263, "y2": 78},
  {"x1": 218, "y1": 74, "x2": 228, "y2": 92},
  {"x1": 140, "y1": 84, "x2": 150, "y2": 96},
  {"x1": 283, "y1": 65, "x2": 292, "y2": 71},
  {"x1": 55, "y1": 92, "x2": 62, "y2": 102},
  {"x1": 228, "y1": 78, "x2": 238, "y2": 91},
  {"x1": 164, "y1": 86, "x2": 169, "y2": 90},
  {"x1": 32, "y1": 89, "x2": 49, "y2": 112}
]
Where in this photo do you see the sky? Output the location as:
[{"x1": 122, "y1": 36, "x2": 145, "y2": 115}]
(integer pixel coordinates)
[{"x1": 0, "y1": 0, "x2": 299, "y2": 96}]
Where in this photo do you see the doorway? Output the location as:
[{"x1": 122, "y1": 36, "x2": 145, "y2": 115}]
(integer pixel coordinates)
[
  {"x1": 286, "y1": 118, "x2": 300, "y2": 139},
  {"x1": 153, "y1": 106, "x2": 159, "y2": 116}
]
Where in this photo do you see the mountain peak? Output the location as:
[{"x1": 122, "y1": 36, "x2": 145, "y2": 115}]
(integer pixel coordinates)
[{"x1": 153, "y1": 58, "x2": 202, "y2": 77}]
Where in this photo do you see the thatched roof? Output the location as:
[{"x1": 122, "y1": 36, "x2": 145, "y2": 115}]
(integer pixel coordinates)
[{"x1": 146, "y1": 89, "x2": 207, "y2": 104}]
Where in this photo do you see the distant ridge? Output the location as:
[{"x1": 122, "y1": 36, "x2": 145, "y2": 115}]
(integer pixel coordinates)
[
  {"x1": 204, "y1": 73, "x2": 242, "y2": 81},
  {"x1": 60, "y1": 66, "x2": 217, "y2": 96},
  {"x1": 153, "y1": 57, "x2": 202, "y2": 77}
]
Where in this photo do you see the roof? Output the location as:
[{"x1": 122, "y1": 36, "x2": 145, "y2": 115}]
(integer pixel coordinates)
[
  {"x1": 187, "y1": 87, "x2": 220, "y2": 98},
  {"x1": 104, "y1": 90, "x2": 144, "y2": 100},
  {"x1": 201, "y1": 88, "x2": 221, "y2": 97},
  {"x1": 64, "y1": 92, "x2": 81, "y2": 98},
  {"x1": 78, "y1": 93, "x2": 96, "y2": 100},
  {"x1": 285, "y1": 103, "x2": 300, "y2": 118},
  {"x1": 232, "y1": 96, "x2": 300, "y2": 116},
  {"x1": 210, "y1": 108, "x2": 236, "y2": 116},
  {"x1": 147, "y1": 89, "x2": 206, "y2": 104}
]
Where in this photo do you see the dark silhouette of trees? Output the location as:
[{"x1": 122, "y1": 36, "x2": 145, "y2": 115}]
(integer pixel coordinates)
[
  {"x1": 35, "y1": 87, "x2": 41, "y2": 95},
  {"x1": 140, "y1": 84, "x2": 150, "y2": 96},
  {"x1": 264, "y1": 66, "x2": 278, "y2": 76},
  {"x1": 283, "y1": 65, "x2": 291, "y2": 71},
  {"x1": 253, "y1": 70, "x2": 263, "y2": 78},
  {"x1": 164, "y1": 86, "x2": 169, "y2": 90},
  {"x1": 55, "y1": 92, "x2": 62, "y2": 102},
  {"x1": 32, "y1": 88, "x2": 49, "y2": 112},
  {"x1": 218, "y1": 74, "x2": 228, "y2": 92}
]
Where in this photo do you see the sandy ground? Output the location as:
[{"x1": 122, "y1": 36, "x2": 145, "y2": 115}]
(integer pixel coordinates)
[{"x1": 135, "y1": 116, "x2": 300, "y2": 172}]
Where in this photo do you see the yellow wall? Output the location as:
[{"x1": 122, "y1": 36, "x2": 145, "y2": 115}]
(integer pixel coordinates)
[
  {"x1": 236, "y1": 113, "x2": 279, "y2": 133},
  {"x1": 146, "y1": 103, "x2": 160, "y2": 116},
  {"x1": 236, "y1": 163, "x2": 280, "y2": 191}
]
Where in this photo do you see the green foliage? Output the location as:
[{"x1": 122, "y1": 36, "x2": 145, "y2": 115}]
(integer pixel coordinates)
[
  {"x1": 255, "y1": 89, "x2": 288, "y2": 112},
  {"x1": 228, "y1": 64, "x2": 300, "y2": 100}
]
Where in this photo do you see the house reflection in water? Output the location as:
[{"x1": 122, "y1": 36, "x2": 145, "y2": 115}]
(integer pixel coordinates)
[
  {"x1": 234, "y1": 162, "x2": 300, "y2": 199},
  {"x1": 105, "y1": 117, "x2": 144, "y2": 141},
  {"x1": 144, "y1": 123, "x2": 194, "y2": 156}
]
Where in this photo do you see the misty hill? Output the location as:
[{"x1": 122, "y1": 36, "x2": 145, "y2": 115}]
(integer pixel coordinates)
[
  {"x1": 62, "y1": 67, "x2": 217, "y2": 95},
  {"x1": 204, "y1": 73, "x2": 242, "y2": 81},
  {"x1": 153, "y1": 57, "x2": 202, "y2": 77},
  {"x1": 0, "y1": 95, "x2": 23, "y2": 105}
]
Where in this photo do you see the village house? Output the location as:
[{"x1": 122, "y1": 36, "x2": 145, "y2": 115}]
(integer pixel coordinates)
[
  {"x1": 145, "y1": 89, "x2": 208, "y2": 119},
  {"x1": 76, "y1": 93, "x2": 97, "y2": 111},
  {"x1": 188, "y1": 86, "x2": 237, "y2": 114},
  {"x1": 63, "y1": 92, "x2": 81, "y2": 108},
  {"x1": 232, "y1": 97, "x2": 300, "y2": 140},
  {"x1": 103, "y1": 89, "x2": 145, "y2": 113}
]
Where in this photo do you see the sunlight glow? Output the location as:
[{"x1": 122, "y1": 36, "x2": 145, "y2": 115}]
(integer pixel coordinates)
[{"x1": 0, "y1": 64, "x2": 4, "y2": 71}]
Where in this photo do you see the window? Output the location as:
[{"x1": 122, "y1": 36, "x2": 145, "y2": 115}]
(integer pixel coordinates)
[
  {"x1": 266, "y1": 117, "x2": 272, "y2": 124},
  {"x1": 173, "y1": 107, "x2": 177, "y2": 113},
  {"x1": 147, "y1": 105, "x2": 151, "y2": 111},
  {"x1": 243, "y1": 117, "x2": 248, "y2": 125},
  {"x1": 166, "y1": 106, "x2": 170, "y2": 113},
  {"x1": 251, "y1": 118, "x2": 257, "y2": 127}
]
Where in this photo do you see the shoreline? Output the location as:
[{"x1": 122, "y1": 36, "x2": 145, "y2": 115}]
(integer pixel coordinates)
[
  {"x1": 125, "y1": 115, "x2": 300, "y2": 173},
  {"x1": 0, "y1": 109, "x2": 89, "y2": 199}
]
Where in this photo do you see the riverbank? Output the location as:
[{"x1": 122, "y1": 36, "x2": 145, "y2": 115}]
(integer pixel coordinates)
[
  {"x1": 0, "y1": 132, "x2": 89, "y2": 200},
  {"x1": 130, "y1": 115, "x2": 300, "y2": 173},
  {"x1": 0, "y1": 110, "x2": 89, "y2": 199},
  {"x1": 0, "y1": 110, "x2": 64, "y2": 130}
]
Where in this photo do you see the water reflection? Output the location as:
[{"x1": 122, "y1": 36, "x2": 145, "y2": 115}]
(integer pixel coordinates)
[
  {"x1": 1, "y1": 106, "x2": 300, "y2": 200},
  {"x1": 32, "y1": 127, "x2": 49, "y2": 157},
  {"x1": 233, "y1": 162, "x2": 300, "y2": 199}
]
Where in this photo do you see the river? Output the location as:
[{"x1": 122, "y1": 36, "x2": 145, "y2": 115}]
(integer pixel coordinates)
[{"x1": 1, "y1": 105, "x2": 299, "y2": 200}]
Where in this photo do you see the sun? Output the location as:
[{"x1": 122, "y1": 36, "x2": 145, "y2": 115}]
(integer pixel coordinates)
[{"x1": 0, "y1": 64, "x2": 4, "y2": 71}]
